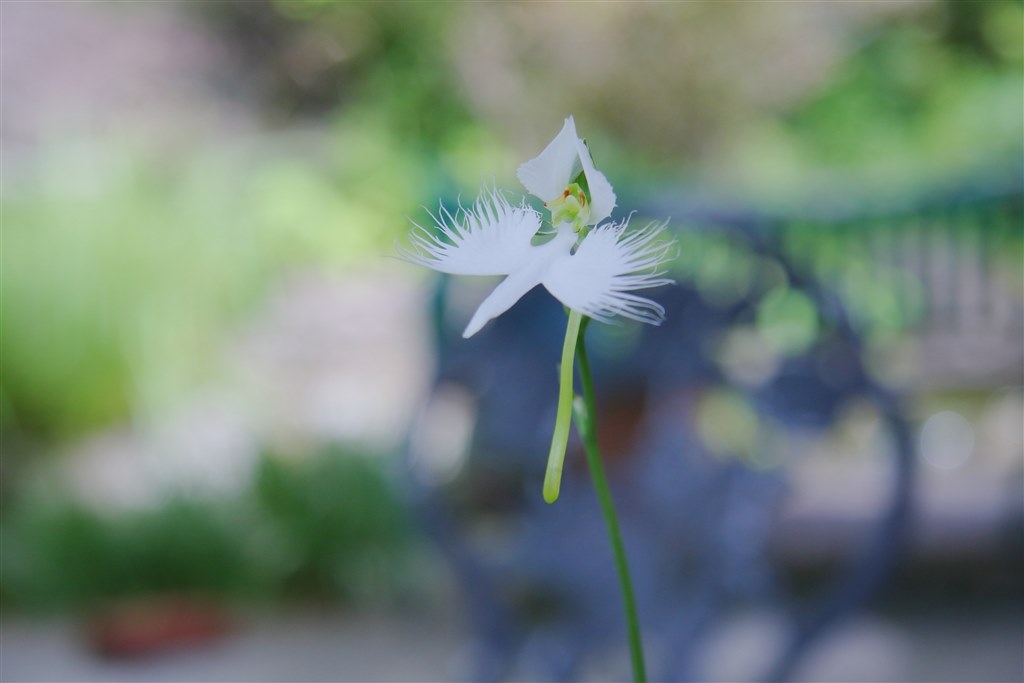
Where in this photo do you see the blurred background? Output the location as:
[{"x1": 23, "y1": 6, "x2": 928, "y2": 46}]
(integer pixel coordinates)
[{"x1": 1, "y1": 1, "x2": 1021, "y2": 681}]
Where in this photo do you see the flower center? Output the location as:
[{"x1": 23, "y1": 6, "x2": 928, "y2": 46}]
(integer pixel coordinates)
[{"x1": 546, "y1": 182, "x2": 590, "y2": 232}]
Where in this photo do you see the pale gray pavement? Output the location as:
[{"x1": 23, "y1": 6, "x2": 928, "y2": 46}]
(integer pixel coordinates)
[{"x1": 2, "y1": 608, "x2": 1021, "y2": 683}]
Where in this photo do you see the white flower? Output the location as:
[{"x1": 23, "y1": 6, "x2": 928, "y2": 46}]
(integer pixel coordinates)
[
  {"x1": 399, "y1": 116, "x2": 673, "y2": 338},
  {"x1": 516, "y1": 116, "x2": 617, "y2": 228}
]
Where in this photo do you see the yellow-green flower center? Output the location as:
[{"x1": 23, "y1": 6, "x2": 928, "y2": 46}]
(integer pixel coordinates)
[{"x1": 546, "y1": 182, "x2": 590, "y2": 232}]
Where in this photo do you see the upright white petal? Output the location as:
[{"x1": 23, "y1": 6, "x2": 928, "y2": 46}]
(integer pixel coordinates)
[
  {"x1": 398, "y1": 189, "x2": 542, "y2": 276},
  {"x1": 516, "y1": 116, "x2": 581, "y2": 202},
  {"x1": 576, "y1": 138, "x2": 616, "y2": 224},
  {"x1": 462, "y1": 229, "x2": 577, "y2": 338},
  {"x1": 542, "y1": 219, "x2": 674, "y2": 325}
]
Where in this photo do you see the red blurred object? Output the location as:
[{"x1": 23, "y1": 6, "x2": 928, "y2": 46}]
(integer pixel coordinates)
[{"x1": 87, "y1": 595, "x2": 232, "y2": 658}]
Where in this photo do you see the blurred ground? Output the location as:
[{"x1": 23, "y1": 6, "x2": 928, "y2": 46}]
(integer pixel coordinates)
[
  {"x1": 2, "y1": 608, "x2": 1021, "y2": 683},
  {"x1": 0, "y1": 609, "x2": 458, "y2": 683}
]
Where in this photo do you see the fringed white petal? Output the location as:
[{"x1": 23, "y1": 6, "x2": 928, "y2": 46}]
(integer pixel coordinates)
[
  {"x1": 397, "y1": 189, "x2": 542, "y2": 276},
  {"x1": 462, "y1": 229, "x2": 578, "y2": 338},
  {"x1": 542, "y1": 218, "x2": 674, "y2": 325},
  {"x1": 516, "y1": 116, "x2": 582, "y2": 202},
  {"x1": 576, "y1": 138, "x2": 616, "y2": 225}
]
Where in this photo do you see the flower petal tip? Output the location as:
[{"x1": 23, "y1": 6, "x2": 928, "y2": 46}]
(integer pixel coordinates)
[{"x1": 462, "y1": 314, "x2": 487, "y2": 338}]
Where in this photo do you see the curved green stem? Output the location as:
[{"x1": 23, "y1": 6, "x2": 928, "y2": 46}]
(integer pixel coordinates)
[
  {"x1": 573, "y1": 323, "x2": 647, "y2": 683},
  {"x1": 543, "y1": 308, "x2": 584, "y2": 504}
]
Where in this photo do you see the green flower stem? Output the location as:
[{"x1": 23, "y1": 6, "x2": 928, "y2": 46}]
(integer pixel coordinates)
[
  {"x1": 543, "y1": 308, "x2": 584, "y2": 504},
  {"x1": 572, "y1": 320, "x2": 647, "y2": 683}
]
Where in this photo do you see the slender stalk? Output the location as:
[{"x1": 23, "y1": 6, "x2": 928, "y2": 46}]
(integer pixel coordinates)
[
  {"x1": 573, "y1": 322, "x2": 647, "y2": 683},
  {"x1": 543, "y1": 308, "x2": 584, "y2": 504}
]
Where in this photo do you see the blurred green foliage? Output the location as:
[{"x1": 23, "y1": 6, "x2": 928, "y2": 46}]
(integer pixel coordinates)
[
  {"x1": 718, "y1": 1, "x2": 1022, "y2": 201},
  {"x1": 1, "y1": 125, "x2": 454, "y2": 439},
  {"x1": 791, "y1": 20, "x2": 1021, "y2": 171},
  {"x1": 757, "y1": 287, "x2": 819, "y2": 356},
  {"x1": 4, "y1": 143, "x2": 271, "y2": 437},
  {"x1": 253, "y1": 446, "x2": 412, "y2": 602},
  {"x1": 0, "y1": 498, "x2": 252, "y2": 609},
  {"x1": 0, "y1": 446, "x2": 414, "y2": 610},
  {"x1": 199, "y1": 1, "x2": 473, "y2": 149}
]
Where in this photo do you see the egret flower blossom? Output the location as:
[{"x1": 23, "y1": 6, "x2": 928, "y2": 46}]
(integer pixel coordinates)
[
  {"x1": 400, "y1": 118, "x2": 661, "y2": 677},
  {"x1": 399, "y1": 116, "x2": 673, "y2": 337}
]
